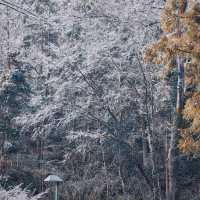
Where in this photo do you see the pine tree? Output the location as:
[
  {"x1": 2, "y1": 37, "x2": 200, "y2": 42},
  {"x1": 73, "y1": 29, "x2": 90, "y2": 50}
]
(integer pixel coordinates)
[
  {"x1": 144, "y1": 0, "x2": 200, "y2": 154},
  {"x1": 144, "y1": 0, "x2": 200, "y2": 199},
  {"x1": 0, "y1": 65, "x2": 30, "y2": 156}
]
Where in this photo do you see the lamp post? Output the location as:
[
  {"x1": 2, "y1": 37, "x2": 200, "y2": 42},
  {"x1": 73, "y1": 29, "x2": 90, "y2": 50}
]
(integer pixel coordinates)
[{"x1": 44, "y1": 175, "x2": 63, "y2": 200}]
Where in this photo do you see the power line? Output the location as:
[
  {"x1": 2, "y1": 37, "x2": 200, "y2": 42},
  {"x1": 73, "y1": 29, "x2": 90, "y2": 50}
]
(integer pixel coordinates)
[
  {"x1": 2, "y1": 0, "x2": 38, "y2": 18},
  {"x1": 0, "y1": 0, "x2": 48, "y2": 23}
]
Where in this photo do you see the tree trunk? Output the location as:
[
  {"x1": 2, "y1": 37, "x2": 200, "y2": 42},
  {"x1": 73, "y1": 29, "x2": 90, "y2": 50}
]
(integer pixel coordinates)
[
  {"x1": 165, "y1": 131, "x2": 169, "y2": 200},
  {"x1": 166, "y1": 126, "x2": 176, "y2": 200},
  {"x1": 142, "y1": 133, "x2": 149, "y2": 168},
  {"x1": 147, "y1": 134, "x2": 161, "y2": 200},
  {"x1": 166, "y1": 56, "x2": 184, "y2": 200},
  {"x1": 176, "y1": 56, "x2": 185, "y2": 114}
]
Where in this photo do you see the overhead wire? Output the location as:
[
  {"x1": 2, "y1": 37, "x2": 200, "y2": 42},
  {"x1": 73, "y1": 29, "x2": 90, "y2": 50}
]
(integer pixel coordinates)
[
  {"x1": 1, "y1": 0, "x2": 39, "y2": 18},
  {"x1": 0, "y1": 0, "x2": 48, "y2": 24}
]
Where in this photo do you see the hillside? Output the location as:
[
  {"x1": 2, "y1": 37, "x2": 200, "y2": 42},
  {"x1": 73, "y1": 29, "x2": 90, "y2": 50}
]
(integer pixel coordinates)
[{"x1": 1, "y1": 1, "x2": 200, "y2": 200}]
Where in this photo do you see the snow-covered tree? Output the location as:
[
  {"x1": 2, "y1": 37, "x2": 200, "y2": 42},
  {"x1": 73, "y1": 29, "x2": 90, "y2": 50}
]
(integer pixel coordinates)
[
  {"x1": 3, "y1": 1, "x2": 197, "y2": 200},
  {"x1": 0, "y1": 185, "x2": 44, "y2": 200}
]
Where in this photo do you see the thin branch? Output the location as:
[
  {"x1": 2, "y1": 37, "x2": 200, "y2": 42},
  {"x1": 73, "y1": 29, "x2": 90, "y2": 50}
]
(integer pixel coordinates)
[
  {"x1": 74, "y1": 104, "x2": 112, "y2": 130},
  {"x1": 76, "y1": 66, "x2": 98, "y2": 92},
  {"x1": 107, "y1": 106, "x2": 118, "y2": 123},
  {"x1": 76, "y1": 65, "x2": 119, "y2": 123}
]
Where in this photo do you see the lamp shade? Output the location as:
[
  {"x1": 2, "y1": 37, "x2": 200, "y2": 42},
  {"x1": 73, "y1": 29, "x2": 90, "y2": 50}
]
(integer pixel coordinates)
[{"x1": 44, "y1": 175, "x2": 63, "y2": 183}]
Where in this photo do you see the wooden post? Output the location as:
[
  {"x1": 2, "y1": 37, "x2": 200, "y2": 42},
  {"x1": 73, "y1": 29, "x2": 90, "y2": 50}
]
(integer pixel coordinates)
[{"x1": 55, "y1": 183, "x2": 58, "y2": 200}]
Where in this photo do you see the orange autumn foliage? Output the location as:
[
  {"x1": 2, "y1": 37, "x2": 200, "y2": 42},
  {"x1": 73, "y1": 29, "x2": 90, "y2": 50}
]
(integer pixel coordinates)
[{"x1": 144, "y1": 0, "x2": 200, "y2": 154}]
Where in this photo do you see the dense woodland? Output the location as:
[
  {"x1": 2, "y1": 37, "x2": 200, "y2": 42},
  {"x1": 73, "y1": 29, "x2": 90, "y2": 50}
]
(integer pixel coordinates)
[{"x1": 0, "y1": 0, "x2": 200, "y2": 200}]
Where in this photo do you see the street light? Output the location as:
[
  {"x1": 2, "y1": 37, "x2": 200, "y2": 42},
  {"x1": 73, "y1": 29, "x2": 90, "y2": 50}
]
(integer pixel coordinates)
[{"x1": 44, "y1": 175, "x2": 63, "y2": 200}]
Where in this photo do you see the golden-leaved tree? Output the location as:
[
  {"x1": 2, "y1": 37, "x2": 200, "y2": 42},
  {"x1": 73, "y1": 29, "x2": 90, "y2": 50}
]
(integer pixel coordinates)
[{"x1": 144, "y1": 0, "x2": 200, "y2": 155}]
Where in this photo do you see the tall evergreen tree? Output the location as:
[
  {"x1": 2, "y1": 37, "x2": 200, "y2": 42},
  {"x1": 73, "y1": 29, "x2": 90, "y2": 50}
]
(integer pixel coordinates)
[
  {"x1": 145, "y1": 0, "x2": 200, "y2": 154},
  {"x1": 144, "y1": 0, "x2": 200, "y2": 199},
  {"x1": 0, "y1": 63, "x2": 30, "y2": 156}
]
